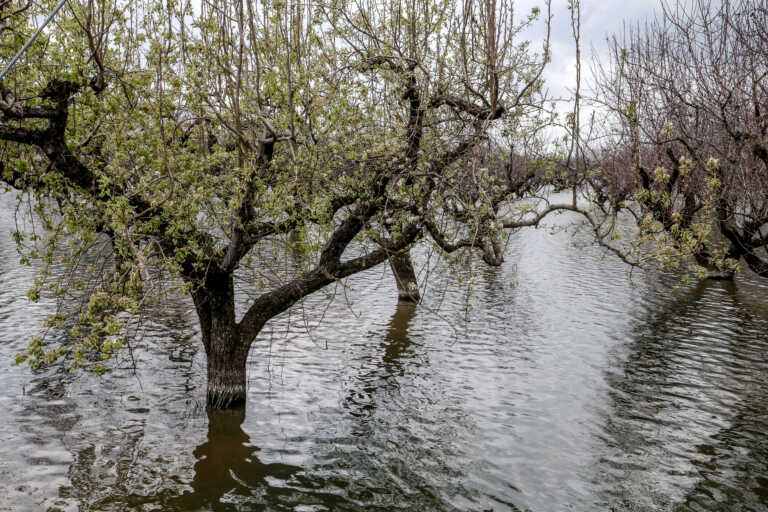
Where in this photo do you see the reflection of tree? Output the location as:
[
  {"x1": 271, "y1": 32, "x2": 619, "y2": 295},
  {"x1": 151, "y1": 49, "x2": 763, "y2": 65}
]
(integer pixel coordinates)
[
  {"x1": 1, "y1": 285, "x2": 204, "y2": 511},
  {"x1": 168, "y1": 408, "x2": 301, "y2": 511},
  {"x1": 382, "y1": 301, "x2": 418, "y2": 371},
  {"x1": 677, "y1": 390, "x2": 768, "y2": 510},
  {"x1": 329, "y1": 301, "x2": 493, "y2": 511},
  {"x1": 344, "y1": 301, "x2": 419, "y2": 420},
  {"x1": 600, "y1": 278, "x2": 768, "y2": 511},
  {"x1": 675, "y1": 282, "x2": 768, "y2": 511}
]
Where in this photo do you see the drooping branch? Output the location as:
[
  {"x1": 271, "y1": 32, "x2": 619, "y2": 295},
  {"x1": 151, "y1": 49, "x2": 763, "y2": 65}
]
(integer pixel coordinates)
[{"x1": 502, "y1": 203, "x2": 581, "y2": 229}]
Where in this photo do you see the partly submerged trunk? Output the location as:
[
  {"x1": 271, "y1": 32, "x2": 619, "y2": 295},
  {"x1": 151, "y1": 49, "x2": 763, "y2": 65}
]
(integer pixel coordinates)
[
  {"x1": 694, "y1": 251, "x2": 736, "y2": 280},
  {"x1": 389, "y1": 251, "x2": 420, "y2": 302},
  {"x1": 205, "y1": 323, "x2": 250, "y2": 409},
  {"x1": 192, "y1": 271, "x2": 251, "y2": 409}
]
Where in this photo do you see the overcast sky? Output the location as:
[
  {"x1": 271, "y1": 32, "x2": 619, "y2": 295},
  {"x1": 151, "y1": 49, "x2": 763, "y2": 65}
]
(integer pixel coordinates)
[{"x1": 514, "y1": 0, "x2": 662, "y2": 104}]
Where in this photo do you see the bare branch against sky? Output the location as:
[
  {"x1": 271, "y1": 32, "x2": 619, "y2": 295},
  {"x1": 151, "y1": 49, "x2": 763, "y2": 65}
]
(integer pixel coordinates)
[{"x1": 517, "y1": 1, "x2": 660, "y2": 104}]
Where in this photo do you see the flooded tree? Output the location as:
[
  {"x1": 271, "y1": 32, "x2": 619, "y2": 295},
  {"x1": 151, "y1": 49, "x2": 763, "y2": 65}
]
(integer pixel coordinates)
[
  {"x1": 0, "y1": 0, "x2": 564, "y2": 408},
  {"x1": 585, "y1": 0, "x2": 768, "y2": 279}
]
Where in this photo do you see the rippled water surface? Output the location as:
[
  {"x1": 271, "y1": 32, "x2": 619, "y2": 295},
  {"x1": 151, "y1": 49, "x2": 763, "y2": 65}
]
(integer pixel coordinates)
[{"x1": 1, "y1": 192, "x2": 767, "y2": 511}]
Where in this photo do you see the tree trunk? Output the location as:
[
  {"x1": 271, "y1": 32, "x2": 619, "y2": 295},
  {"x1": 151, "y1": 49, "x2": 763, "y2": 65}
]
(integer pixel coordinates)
[
  {"x1": 389, "y1": 251, "x2": 420, "y2": 302},
  {"x1": 694, "y1": 251, "x2": 735, "y2": 280},
  {"x1": 205, "y1": 324, "x2": 249, "y2": 409},
  {"x1": 192, "y1": 272, "x2": 250, "y2": 409}
]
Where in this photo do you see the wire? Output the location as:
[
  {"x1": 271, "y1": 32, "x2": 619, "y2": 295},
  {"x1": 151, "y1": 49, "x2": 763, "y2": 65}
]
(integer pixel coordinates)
[{"x1": 0, "y1": 0, "x2": 70, "y2": 82}]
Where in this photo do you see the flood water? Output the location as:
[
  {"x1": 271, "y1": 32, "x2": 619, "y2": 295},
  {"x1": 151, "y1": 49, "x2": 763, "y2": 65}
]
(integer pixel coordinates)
[{"x1": 1, "y1": 191, "x2": 767, "y2": 512}]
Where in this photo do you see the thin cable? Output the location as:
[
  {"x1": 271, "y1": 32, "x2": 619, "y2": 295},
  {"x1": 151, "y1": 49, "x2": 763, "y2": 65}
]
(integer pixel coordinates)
[{"x1": 0, "y1": 0, "x2": 69, "y2": 82}]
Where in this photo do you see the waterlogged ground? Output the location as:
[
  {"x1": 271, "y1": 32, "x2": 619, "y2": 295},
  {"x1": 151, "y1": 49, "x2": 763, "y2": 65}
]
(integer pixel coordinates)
[{"x1": 1, "y1": 191, "x2": 767, "y2": 511}]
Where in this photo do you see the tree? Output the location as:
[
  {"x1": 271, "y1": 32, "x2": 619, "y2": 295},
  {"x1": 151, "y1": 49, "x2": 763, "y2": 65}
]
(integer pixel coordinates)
[
  {"x1": 585, "y1": 0, "x2": 768, "y2": 279},
  {"x1": 1, "y1": 0, "x2": 559, "y2": 408}
]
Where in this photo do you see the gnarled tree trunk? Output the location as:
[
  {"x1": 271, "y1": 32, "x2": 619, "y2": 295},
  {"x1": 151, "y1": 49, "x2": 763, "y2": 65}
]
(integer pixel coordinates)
[{"x1": 192, "y1": 271, "x2": 250, "y2": 409}]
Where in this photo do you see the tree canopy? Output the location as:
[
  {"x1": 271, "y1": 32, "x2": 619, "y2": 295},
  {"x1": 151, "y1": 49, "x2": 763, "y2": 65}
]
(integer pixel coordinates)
[
  {"x1": 1, "y1": 0, "x2": 564, "y2": 407},
  {"x1": 583, "y1": 0, "x2": 768, "y2": 280},
  {"x1": 5, "y1": 0, "x2": 766, "y2": 409}
]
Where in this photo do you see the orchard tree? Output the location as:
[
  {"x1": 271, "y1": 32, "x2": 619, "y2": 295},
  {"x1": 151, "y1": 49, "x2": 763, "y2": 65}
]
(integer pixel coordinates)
[
  {"x1": 1, "y1": 0, "x2": 563, "y2": 408},
  {"x1": 584, "y1": 0, "x2": 768, "y2": 279}
]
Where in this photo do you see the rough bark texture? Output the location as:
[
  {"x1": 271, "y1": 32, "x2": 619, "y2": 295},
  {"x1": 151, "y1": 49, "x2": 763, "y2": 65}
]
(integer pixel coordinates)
[
  {"x1": 193, "y1": 272, "x2": 249, "y2": 409},
  {"x1": 205, "y1": 330, "x2": 249, "y2": 409},
  {"x1": 389, "y1": 252, "x2": 420, "y2": 302}
]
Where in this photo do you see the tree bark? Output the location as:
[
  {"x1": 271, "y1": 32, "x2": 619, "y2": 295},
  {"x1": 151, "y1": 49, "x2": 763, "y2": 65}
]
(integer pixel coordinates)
[
  {"x1": 192, "y1": 272, "x2": 250, "y2": 409},
  {"x1": 389, "y1": 251, "x2": 420, "y2": 302},
  {"x1": 205, "y1": 325, "x2": 249, "y2": 409}
]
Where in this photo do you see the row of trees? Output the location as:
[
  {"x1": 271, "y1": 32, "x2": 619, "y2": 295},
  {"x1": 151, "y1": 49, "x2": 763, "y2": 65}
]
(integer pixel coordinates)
[{"x1": 1, "y1": 0, "x2": 766, "y2": 409}]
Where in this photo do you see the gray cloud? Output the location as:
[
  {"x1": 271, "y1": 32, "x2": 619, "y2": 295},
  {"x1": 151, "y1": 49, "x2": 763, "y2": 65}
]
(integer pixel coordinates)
[{"x1": 515, "y1": 0, "x2": 661, "y2": 98}]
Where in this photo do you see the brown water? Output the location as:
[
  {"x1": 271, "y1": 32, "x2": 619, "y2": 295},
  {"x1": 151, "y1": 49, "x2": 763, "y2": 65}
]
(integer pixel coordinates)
[{"x1": 1, "y1": 192, "x2": 767, "y2": 512}]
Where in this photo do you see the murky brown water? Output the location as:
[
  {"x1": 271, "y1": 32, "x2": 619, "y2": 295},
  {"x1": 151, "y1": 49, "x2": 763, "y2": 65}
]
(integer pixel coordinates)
[{"x1": 1, "y1": 191, "x2": 767, "y2": 511}]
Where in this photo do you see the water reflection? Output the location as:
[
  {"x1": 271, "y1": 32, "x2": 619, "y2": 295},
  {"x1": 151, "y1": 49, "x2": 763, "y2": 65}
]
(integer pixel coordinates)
[
  {"x1": 343, "y1": 301, "x2": 421, "y2": 422},
  {"x1": 3, "y1": 278, "x2": 204, "y2": 511},
  {"x1": 169, "y1": 408, "x2": 301, "y2": 511},
  {"x1": 3, "y1": 191, "x2": 768, "y2": 511},
  {"x1": 381, "y1": 301, "x2": 418, "y2": 373},
  {"x1": 600, "y1": 278, "x2": 768, "y2": 511}
]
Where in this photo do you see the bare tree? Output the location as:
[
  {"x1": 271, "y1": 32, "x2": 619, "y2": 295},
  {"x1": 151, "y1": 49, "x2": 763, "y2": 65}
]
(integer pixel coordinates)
[{"x1": 586, "y1": 0, "x2": 768, "y2": 279}]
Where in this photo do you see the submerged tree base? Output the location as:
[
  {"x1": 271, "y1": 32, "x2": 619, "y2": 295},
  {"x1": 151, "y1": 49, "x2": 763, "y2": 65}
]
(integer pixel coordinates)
[
  {"x1": 207, "y1": 385, "x2": 247, "y2": 409},
  {"x1": 205, "y1": 354, "x2": 249, "y2": 409}
]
